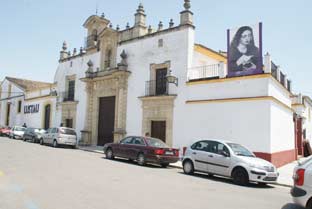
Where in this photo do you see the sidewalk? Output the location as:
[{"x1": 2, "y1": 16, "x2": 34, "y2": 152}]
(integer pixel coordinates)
[{"x1": 78, "y1": 145, "x2": 297, "y2": 187}]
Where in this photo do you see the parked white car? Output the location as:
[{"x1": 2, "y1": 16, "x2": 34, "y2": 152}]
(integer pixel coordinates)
[
  {"x1": 40, "y1": 127, "x2": 77, "y2": 148},
  {"x1": 9, "y1": 126, "x2": 26, "y2": 139},
  {"x1": 291, "y1": 156, "x2": 312, "y2": 208},
  {"x1": 182, "y1": 139, "x2": 279, "y2": 186}
]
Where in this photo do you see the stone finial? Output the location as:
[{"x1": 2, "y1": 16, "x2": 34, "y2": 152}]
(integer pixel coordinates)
[
  {"x1": 68, "y1": 51, "x2": 71, "y2": 56},
  {"x1": 158, "y1": 21, "x2": 163, "y2": 31},
  {"x1": 169, "y1": 19, "x2": 174, "y2": 28},
  {"x1": 118, "y1": 50, "x2": 128, "y2": 71},
  {"x1": 109, "y1": 23, "x2": 113, "y2": 28},
  {"x1": 87, "y1": 60, "x2": 94, "y2": 67},
  {"x1": 137, "y1": 3, "x2": 145, "y2": 13},
  {"x1": 184, "y1": 0, "x2": 191, "y2": 10},
  {"x1": 116, "y1": 25, "x2": 120, "y2": 31},
  {"x1": 148, "y1": 25, "x2": 152, "y2": 34},
  {"x1": 101, "y1": 13, "x2": 105, "y2": 18},
  {"x1": 126, "y1": 22, "x2": 130, "y2": 29},
  {"x1": 72, "y1": 48, "x2": 77, "y2": 56},
  {"x1": 80, "y1": 47, "x2": 83, "y2": 54},
  {"x1": 62, "y1": 41, "x2": 67, "y2": 51}
]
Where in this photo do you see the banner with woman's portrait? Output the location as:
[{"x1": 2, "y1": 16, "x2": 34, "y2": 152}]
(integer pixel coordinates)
[{"x1": 227, "y1": 23, "x2": 263, "y2": 77}]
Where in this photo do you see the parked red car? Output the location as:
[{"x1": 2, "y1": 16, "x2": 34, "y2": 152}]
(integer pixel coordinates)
[
  {"x1": 0, "y1": 127, "x2": 11, "y2": 137},
  {"x1": 103, "y1": 136, "x2": 179, "y2": 167}
]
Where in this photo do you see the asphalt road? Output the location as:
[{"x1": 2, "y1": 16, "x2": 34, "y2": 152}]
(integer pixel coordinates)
[{"x1": 0, "y1": 137, "x2": 305, "y2": 209}]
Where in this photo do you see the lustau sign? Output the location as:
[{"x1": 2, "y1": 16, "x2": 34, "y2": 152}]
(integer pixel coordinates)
[{"x1": 24, "y1": 104, "x2": 40, "y2": 114}]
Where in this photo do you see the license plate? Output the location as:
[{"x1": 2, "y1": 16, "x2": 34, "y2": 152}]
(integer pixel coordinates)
[
  {"x1": 268, "y1": 173, "x2": 277, "y2": 177},
  {"x1": 165, "y1": 151, "x2": 174, "y2": 155}
]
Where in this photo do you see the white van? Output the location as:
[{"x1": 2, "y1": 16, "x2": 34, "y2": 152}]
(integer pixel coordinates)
[{"x1": 40, "y1": 127, "x2": 77, "y2": 148}]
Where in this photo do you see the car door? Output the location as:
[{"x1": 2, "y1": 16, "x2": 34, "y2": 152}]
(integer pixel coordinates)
[
  {"x1": 206, "y1": 141, "x2": 231, "y2": 176},
  {"x1": 118, "y1": 137, "x2": 133, "y2": 158},
  {"x1": 191, "y1": 141, "x2": 210, "y2": 173},
  {"x1": 45, "y1": 128, "x2": 53, "y2": 144},
  {"x1": 130, "y1": 137, "x2": 146, "y2": 160}
]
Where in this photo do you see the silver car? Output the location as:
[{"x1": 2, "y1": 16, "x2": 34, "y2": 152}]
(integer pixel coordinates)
[
  {"x1": 9, "y1": 126, "x2": 26, "y2": 139},
  {"x1": 40, "y1": 127, "x2": 77, "y2": 148},
  {"x1": 182, "y1": 139, "x2": 279, "y2": 186}
]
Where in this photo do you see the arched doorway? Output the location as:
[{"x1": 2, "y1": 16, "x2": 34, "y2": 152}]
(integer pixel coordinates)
[{"x1": 44, "y1": 104, "x2": 51, "y2": 130}]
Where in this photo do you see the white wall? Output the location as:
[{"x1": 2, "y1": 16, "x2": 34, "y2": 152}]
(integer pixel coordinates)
[
  {"x1": 174, "y1": 100, "x2": 271, "y2": 153},
  {"x1": 117, "y1": 27, "x2": 193, "y2": 136},
  {"x1": 270, "y1": 101, "x2": 295, "y2": 153},
  {"x1": 192, "y1": 50, "x2": 219, "y2": 67},
  {"x1": 54, "y1": 52, "x2": 101, "y2": 140},
  {"x1": 302, "y1": 100, "x2": 312, "y2": 143}
]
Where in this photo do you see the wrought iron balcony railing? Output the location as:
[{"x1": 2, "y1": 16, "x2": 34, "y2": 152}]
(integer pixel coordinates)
[{"x1": 145, "y1": 80, "x2": 169, "y2": 97}]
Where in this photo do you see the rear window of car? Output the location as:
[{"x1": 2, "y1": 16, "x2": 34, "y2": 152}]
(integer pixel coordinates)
[
  {"x1": 60, "y1": 128, "x2": 76, "y2": 135},
  {"x1": 15, "y1": 127, "x2": 26, "y2": 131},
  {"x1": 145, "y1": 137, "x2": 168, "y2": 148}
]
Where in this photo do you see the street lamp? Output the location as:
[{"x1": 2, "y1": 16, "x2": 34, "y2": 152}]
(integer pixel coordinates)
[{"x1": 166, "y1": 70, "x2": 178, "y2": 86}]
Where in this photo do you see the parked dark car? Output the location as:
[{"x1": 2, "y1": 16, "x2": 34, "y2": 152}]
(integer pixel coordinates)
[
  {"x1": 23, "y1": 128, "x2": 46, "y2": 143},
  {"x1": 0, "y1": 127, "x2": 11, "y2": 136},
  {"x1": 103, "y1": 136, "x2": 179, "y2": 168}
]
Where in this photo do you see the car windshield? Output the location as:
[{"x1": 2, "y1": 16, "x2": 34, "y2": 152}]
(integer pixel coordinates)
[
  {"x1": 15, "y1": 127, "x2": 26, "y2": 131},
  {"x1": 145, "y1": 137, "x2": 169, "y2": 148},
  {"x1": 60, "y1": 128, "x2": 76, "y2": 135},
  {"x1": 227, "y1": 143, "x2": 255, "y2": 157}
]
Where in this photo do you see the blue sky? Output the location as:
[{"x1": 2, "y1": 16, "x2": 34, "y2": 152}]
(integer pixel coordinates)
[{"x1": 0, "y1": 0, "x2": 311, "y2": 96}]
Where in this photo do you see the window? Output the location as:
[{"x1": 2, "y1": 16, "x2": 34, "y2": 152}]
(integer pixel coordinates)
[
  {"x1": 216, "y1": 142, "x2": 230, "y2": 156},
  {"x1": 132, "y1": 137, "x2": 145, "y2": 146},
  {"x1": 67, "y1": 80, "x2": 75, "y2": 101},
  {"x1": 65, "y1": 119, "x2": 73, "y2": 128},
  {"x1": 191, "y1": 141, "x2": 209, "y2": 152},
  {"x1": 158, "y1": 39, "x2": 163, "y2": 47},
  {"x1": 17, "y1": 101, "x2": 22, "y2": 113},
  {"x1": 120, "y1": 137, "x2": 133, "y2": 144}
]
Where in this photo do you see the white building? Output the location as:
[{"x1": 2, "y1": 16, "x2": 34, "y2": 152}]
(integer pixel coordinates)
[
  {"x1": 0, "y1": 77, "x2": 57, "y2": 129},
  {"x1": 51, "y1": 1, "x2": 300, "y2": 167}
]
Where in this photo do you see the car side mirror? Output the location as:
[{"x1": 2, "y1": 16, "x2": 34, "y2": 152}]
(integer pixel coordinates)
[{"x1": 221, "y1": 151, "x2": 230, "y2": 157}]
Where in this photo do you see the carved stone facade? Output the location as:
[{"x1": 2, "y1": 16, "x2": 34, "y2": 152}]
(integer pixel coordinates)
[
  {"x1": 60, "y1": 101, "x2": 78, "y2": 128},
  {"x1": 81, "y1": 70, "x2": 130, "y2": 145},
  {"x1": 139, "y1": 95, "x2": 176, "y2": 147}
]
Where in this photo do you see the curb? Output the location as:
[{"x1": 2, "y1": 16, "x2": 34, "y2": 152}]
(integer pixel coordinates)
[{"x1": 77, "y1": 147, "x2": 293, "y2": 188}]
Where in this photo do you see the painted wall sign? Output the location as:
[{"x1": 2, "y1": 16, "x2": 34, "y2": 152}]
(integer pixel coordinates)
[
  {"x1": 24, "y1": 104, "x2": 40, "y2": 114},
  {"x1": 227, "y1": 22, "x2": 263, "y2": 77}
]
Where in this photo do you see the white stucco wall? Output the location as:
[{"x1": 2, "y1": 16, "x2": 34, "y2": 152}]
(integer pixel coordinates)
[
  {"x1": 302, "y1": 101, "x2": 312, "y2": 143},
  {"x1": 192, "y1": 50, "x2": 219, "y2": 67},
  {"x1": 117, "y1": 27, "x2": 194, "y2": 136},
  {"x1": 270, "y1": 101, "x2": 295, "y2": 153},
  {"x1": 54, "y1": 52, "x2": 101, "y2": 140}
]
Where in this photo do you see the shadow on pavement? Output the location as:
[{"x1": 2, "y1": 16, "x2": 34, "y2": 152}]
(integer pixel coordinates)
[
  {"x1": 101, "y1": 157, "x2": 171, "y2": 169},
  {"x1": 281, "y1": 203, "x2": 305, "y2": 209},
  {"x1": 177, "y1": 171, "x2": 276, "y2": 189}
]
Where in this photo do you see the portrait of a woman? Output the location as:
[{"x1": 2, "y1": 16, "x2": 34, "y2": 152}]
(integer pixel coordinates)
[{"x1": 228, "y1": 26, "x2": 261, "y2": 74}]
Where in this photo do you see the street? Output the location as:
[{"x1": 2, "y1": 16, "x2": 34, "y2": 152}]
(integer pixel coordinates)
[{"x1": 0, "y1": 137, "x2": 304, "y2": 209}]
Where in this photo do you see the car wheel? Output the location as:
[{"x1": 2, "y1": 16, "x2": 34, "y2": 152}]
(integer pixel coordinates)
[
  {"x1": 137, "y1": 153, "x2": 145, "y2": 166},
  {"x1": 23, "y1": 137, "x2": 26, "y2": 142},
  {"x1": 183, "y1": 160, "x2": 194, "y2": 175},
  {"x1": 161, "y1": 163, "x2": 169, "y2": 168},
  {"x1": 105, "y1": 148, "x2": 114, "y2": 159},
  {"x1": 208, "y1": 173, "x2": 214, "y2": 177},
  {"x1": 53, "y1": 140, "x2": 58, "y2": 148},
  {"x1": 40, "y1": 138, "x2": 44, "y2": 145},
  {"x1": 306, "y1": 198, "x2": 312, "y2": 209},
  {"x1": 232, "y1": 167, "x2": 249, "y2": 186},
  {"x1": 72, "y1": 145, "x2": 77, "y2": 149}
]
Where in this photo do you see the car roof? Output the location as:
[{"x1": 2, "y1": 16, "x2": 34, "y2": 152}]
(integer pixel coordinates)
[{"x1": 192, "y1": 139, "x2": 234, "y2": 144}]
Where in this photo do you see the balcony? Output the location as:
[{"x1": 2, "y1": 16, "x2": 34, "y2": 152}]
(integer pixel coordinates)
[
  {"x1": 145, "y1": 80, "x2": 169, "y2": 97},
  {"x1": 61, "y1": 91, "x2": 75, "y2": 102},
  {"x1": 187, "y1": 63, "x2": 225, "y2": 81}
]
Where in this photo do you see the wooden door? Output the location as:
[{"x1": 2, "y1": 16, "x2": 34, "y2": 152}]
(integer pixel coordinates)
[
  {"x1": 98, "y1": 96, "x2": 115, "y2": 146},
  {"x1": 6, "y1": 103, "x2": 10, "y2": 126},
  {"x1": 155, "y1": 68, "x2": 167, "y2": 95},
  {"x1": 44, "y1": 105, "x2": 51, "y2": 130},
  {"x1": 151, "y1": 121, "x2": 166, "y2": 142}
]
